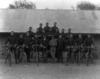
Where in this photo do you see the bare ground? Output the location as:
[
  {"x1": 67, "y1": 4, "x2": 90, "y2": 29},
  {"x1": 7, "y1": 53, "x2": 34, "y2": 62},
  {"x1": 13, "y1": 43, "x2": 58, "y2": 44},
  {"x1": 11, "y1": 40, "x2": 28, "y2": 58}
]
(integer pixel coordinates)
[{"x1": 0, "y1": 59, "x2": 100, "y2": 79}]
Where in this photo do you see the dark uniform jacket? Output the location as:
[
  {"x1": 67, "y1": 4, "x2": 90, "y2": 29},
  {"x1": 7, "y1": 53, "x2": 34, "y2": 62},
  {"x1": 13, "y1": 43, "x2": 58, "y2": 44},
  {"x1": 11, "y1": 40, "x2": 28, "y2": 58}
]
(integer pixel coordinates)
[
  {"x1": 61, "y1": 32, "x2": 66, "y2": 39},
  {"x1": 24, "y1": 36, "x2": 31, "y2": 47},
  {"x1": 36, "y1": 27, "x2": 44, "y2": 34},
  {"x1": 57, "y1": 38, "x2": 65, "y2": 50},
  {"x1": 84, "y1": 38, "x2": 94, "y2": 46},
  {"x1": 66, "y1": 38, "x2": 74, "y2": 46},
  {"x1": 75, "y1": 38, "x2": 84, "y2": 46},
  {"x1": 27, "y1": 31, "x2": 34, "y2": 38},
  {"x1": 17, "y1": 37, "x2": 24, "y2": 46},
  {"x1": 41, "y1": 38, "x2": 49, "y2": 49},
  {"x1": 51, "y1": 26, "x2": 59, "y2": 34},
  {"x1": 5, "y1": 35, "x2": 17, "y2": 45},
  {"x1": 44, "y1": 26, "x2": 51, "y2": 34}
]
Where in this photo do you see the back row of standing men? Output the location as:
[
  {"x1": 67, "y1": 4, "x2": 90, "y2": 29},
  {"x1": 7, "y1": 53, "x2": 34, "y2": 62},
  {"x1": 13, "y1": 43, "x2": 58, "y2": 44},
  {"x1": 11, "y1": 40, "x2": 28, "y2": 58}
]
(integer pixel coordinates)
[{"x1": 5, "y1": 22, "x2": 94, "y2": 63}]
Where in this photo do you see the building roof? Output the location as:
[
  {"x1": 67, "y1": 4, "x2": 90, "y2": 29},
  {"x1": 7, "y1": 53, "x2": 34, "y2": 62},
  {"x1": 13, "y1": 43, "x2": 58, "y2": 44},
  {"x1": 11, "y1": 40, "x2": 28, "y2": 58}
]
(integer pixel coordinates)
[{"x1": 0, "y1": 9, "x2": 100, "y2": 33}]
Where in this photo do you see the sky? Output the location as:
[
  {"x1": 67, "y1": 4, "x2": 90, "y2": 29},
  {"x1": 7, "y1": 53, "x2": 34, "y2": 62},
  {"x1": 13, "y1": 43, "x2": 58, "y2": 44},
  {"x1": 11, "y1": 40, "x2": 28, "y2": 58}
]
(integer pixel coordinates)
[{"x1": 0, "y1": 0, "x2": 100, "y2": 9}]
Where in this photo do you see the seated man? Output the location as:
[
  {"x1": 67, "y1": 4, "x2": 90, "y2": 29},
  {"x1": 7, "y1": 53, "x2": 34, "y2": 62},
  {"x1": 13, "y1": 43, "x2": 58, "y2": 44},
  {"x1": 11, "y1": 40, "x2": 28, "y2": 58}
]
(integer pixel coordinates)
[
  {"x1": 49, "y1": 36, "x2": 57, "y2": 62},
  {"x1": 17, "y1": 34, "x2": 25, "y2": 63}
]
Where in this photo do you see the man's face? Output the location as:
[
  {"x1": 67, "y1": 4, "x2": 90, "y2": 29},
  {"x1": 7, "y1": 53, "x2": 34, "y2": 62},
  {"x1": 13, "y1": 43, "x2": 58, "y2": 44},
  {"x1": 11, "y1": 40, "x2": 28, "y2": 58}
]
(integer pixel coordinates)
[
  {"x1": 68, "y1": 28, "x2": 71, "y2": 32},
  {"x1": 70, "y1": 34, "x2": 73, "y2": 38},
  {"x1": 62, "y1": 29, "x2": 65, "y2": 33},
  {"x1": 54, "y1": 23, "x2": 57, "y2": 26},
  {"x1": 79, "y1": 34, "x2": 82, "y2": 38},
  {"x1": 46, "y1": 23, "x2": 49, "y2": 26},
  {"x1": 20, "y1": 34, "x2": 23, "y2": 38},
  {"x1": 88, "y1": 35, "x2": 91, "y2": 38},
  {"x1": 40, "y1": 24, "x2": 42, "y2": 28},
  {"x1": 26, "y1": 32, "x2": 29, "y2": 36},
  {"x1": 11, "y1": 31, "x2": 14, "y2": 36},
  {"x1": 29, "y1": 27, "x2": 32, "y2": 31}
]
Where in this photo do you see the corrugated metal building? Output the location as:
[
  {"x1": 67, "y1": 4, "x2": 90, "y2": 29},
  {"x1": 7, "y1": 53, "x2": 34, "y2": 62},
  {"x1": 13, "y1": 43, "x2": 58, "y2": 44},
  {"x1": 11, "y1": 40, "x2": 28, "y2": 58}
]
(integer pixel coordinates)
[{"x1": 0, "y1": 9, "x2": 100, "y2": 57}]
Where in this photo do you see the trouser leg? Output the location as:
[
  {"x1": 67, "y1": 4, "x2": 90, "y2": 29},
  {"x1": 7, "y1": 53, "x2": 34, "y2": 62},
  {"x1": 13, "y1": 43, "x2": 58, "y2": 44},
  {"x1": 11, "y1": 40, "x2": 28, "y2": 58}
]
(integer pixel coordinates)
[{"x1": 25, "y1": 48, "x2": 30, "y2": 62}]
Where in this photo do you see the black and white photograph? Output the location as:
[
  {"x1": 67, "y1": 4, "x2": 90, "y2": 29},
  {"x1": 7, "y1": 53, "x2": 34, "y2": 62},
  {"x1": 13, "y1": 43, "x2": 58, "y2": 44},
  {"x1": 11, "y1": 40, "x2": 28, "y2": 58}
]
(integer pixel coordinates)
[{"x1": 0, "y1": 0, "x2": 100, "y2": 79}]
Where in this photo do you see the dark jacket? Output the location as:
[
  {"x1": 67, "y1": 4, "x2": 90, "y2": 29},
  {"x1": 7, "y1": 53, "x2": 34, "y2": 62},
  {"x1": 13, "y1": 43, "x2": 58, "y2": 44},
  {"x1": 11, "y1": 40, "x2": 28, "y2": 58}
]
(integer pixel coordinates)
[
  {"x1": 42, "y1": 39, "x2": 49, "y2": 48},
  {"x1": 75, "y1": 38, "x2": 84, "y2": 46},
  {"x1": 36, "y1": 27, "x2": 44, "y2": 34},
  {"x1": 24, "y1": 36, "x2": 31, "y2": 47},
  {"x1": 51, "y1": 26, "x2": 59, "y2": 34},
  {"x1": 17, "y1": 37, "x2": 24, "y2": 46},
  {"x1": 84, "y1": 38, "x2": 94, "y2": 46},
  {"x1": 66, "y1": 38, "x2": 74, "y2": 46},
  {"x1": 44, "y1": 26, "x2": 51, "y2": 34},
  {"x1": 5, "y1": 35, "x2": 16, "y2": 45},
  {"x1": 57, "y1": 38, "x2": 65, "y2": 50},
  {"x1": 27, "y1": 31, "x2": 35, "y2": 38}
]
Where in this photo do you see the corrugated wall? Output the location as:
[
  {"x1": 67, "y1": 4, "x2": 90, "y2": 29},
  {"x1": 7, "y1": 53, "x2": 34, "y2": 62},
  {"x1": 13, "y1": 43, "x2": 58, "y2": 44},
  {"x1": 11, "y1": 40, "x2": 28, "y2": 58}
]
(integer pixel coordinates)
[{"x1": 0, "y1": 9, "x2": 100, "y2": 33}]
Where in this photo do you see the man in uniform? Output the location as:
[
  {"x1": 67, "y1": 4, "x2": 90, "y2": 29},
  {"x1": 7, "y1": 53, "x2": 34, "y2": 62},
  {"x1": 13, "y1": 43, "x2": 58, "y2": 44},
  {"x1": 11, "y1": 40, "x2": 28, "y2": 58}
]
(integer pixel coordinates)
[
  {"x1": 61, "y1": 28, "x2": 66, "y2": 39},
  {"x1": 84, "y1": 34, "x2": 94, "y2": 47},
  {"x1": 84, "y1": 34, "x2": 94, "y2": 63},
  {"x1": 5, "y1": 31, "x2": 17, "y2": 64},
  {"x1": 51, "y1": 22, "x2": 59, "y2": 38},
  {"x1": 67, "y1": 28, "x2": 72, "y2": 38},
  {"x1": 17, "y1": 34, "x2": 24, "y2": 63},
  {"x1": 41, "y1": 36, "x2": 49, "y2": 63},
  {"x1": 36, "y1": 23, "x2": 44, "y2": 36},
  {"x1": 27, "y1": 27, "x2": 35, "y2": 38},
  {"x1": 57, "y1": 35, "x2": 65, "y2": 63},
  {"x1": 65, "y1": 34, "x2": 74, "y2": 63},
  {"x1": 49, "y1": 36, "x2": 57, "y2": 62},
  {"x1": 74, "y1": 34, "x2": 84, "y2": 62},
  {"x1": 44, "y1": 22, "x2": 51, "y2": 36},
  {"x1": 24, "y1": 32, "x2": 31, "y2": 62}
]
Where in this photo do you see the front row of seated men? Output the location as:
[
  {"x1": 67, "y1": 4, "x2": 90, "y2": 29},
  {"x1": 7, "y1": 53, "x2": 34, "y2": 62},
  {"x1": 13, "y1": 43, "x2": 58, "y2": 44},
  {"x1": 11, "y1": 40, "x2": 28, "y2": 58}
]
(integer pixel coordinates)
[{"x1": 5, "y1": 23, "x2": 94, "y2": 64}]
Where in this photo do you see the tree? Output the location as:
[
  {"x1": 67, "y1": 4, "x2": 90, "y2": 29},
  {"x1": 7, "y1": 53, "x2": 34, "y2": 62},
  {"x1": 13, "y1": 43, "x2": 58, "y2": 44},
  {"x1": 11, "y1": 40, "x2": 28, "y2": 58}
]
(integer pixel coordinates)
[
  {"x1": 77, "y1": 1, "x2": 96, "y2": 10},
  {"x1": 9, "y1": 0, "x2": 36, "y2": 9}
]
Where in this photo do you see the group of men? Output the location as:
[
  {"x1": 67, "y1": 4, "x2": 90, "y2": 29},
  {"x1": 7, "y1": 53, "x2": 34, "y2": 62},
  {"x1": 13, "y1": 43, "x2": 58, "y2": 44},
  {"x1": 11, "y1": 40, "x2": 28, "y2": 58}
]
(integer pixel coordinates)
[{"x1": 5, "y1": 22, "x2": 94, "y2": 64}]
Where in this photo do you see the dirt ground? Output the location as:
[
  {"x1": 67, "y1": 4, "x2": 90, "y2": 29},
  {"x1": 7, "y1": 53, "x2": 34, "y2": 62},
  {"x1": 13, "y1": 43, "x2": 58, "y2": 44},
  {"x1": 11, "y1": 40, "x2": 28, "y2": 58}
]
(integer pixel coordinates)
[{"x1": 0, "y1": 59, "x2": 100, "y2": 79}]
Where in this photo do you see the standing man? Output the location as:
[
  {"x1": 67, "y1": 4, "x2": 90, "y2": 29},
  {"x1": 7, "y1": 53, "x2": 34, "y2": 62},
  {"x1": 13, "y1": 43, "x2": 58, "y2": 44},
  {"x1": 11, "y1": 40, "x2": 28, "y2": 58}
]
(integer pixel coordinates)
[
  {"x1": 24, "y1": 32, "x2": 31, "y2": 62},
  {"x1": 41, "y1": 36, "x2": 49, "y2": 63},
  {"x1": 51, "y1": 22, "x2": 59, "y2": 38},
  {"x1": 84, "y1": 34, "x2": 94, "y2": 64},
  {"x1": 5, "y1": 31, "x2": 17, "y2": 64},
  {"x1": 28, "y1": 27, "x2": 35, "y2": 38},
  {"x1": 57, "y1": 35, "x2": 65, "y2": 63},
  {"x1": 65, "y1": 34, "x2": 75, "y2": 63},
  {"x1": 67, "y1": 28, "x2": 72, "y2": 38},
  {"x1": 36, "y1": 23, "x2": 44, "y2": 36},
  {"x1": 61, "y1": 28, "x2": 65, "y2": 39},
  {"x1": 44, "y1": 22, "x2": 51, "y2": 36}
]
